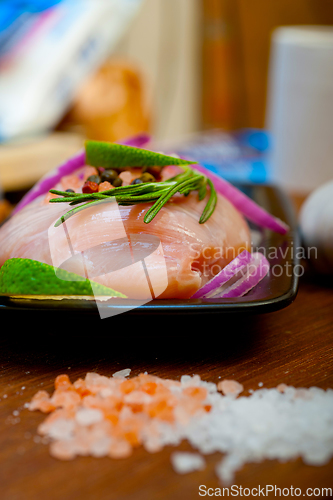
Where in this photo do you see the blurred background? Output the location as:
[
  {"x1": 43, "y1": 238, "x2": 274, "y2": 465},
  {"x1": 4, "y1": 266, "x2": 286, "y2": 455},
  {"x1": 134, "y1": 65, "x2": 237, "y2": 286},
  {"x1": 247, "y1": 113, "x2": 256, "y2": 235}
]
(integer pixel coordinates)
[{"x1": 1, "y1": 0, "x2": 333, "y2": 220}]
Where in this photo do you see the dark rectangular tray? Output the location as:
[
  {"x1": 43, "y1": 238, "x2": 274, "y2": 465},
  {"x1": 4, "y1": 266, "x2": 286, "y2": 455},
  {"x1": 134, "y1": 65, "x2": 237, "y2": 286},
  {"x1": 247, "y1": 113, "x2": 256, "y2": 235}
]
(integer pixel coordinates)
[{"x1": 0, "y1": 183, "x2": 300, "y2": 319}]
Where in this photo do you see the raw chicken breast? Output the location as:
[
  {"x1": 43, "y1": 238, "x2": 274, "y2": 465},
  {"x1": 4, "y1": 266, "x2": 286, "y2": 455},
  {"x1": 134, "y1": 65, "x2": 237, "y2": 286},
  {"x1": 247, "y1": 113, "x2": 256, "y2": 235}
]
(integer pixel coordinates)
[{"x1": 0, "y1": 181, "x2": 251, "y2": 299}]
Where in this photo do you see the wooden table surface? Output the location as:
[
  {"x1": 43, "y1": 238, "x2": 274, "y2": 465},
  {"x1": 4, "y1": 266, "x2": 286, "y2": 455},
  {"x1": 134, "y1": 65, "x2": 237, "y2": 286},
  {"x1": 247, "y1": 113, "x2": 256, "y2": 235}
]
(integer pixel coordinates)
[
  {"x1": 1, "y1": 266, "x2": 333, "y2": 500},
  {"x1": 1, "y1": 190, "x2": 333, "y2": 499}
]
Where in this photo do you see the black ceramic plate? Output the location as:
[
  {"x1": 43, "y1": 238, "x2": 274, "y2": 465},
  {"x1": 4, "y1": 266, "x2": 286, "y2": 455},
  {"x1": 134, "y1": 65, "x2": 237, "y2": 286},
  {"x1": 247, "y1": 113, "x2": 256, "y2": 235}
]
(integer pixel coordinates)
[{"x1": 0, "y1": 184, "x2": 300, "y2": 318}]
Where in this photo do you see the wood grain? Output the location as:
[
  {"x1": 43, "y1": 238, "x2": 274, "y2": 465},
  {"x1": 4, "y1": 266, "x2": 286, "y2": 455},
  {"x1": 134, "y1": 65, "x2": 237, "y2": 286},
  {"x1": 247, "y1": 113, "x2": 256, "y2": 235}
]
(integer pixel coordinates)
[{"x1": 1, "y1": 267, "x2": 333, "y2": 500}]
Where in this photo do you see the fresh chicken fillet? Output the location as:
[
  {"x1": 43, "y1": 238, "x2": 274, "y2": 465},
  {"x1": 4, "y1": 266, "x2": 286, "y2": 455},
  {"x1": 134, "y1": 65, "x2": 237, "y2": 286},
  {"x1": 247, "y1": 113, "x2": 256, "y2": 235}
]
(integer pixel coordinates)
[{"x1": 0, "y1": 186, "x2": 251, "y2": 299}]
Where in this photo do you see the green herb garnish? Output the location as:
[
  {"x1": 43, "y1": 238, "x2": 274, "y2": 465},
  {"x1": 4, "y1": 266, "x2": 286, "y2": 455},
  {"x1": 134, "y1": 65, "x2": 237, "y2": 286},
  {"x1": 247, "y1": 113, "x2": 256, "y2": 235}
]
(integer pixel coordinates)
[
  {"x1": 85, "y1": 140, "x2": 197, "y2": 169},
  {"x1": 49, "y1": 142, "x2": 217, "y2": 227}
]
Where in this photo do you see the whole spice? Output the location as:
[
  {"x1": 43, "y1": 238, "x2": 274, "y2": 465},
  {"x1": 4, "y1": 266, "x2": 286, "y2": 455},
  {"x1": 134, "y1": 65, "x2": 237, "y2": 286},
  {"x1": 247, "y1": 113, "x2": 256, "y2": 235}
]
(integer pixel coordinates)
[
  {"x1": 112, "y1": 178, "x2": 123, "y2": 187},
  {"x1": 82, "y1": 181, "x2": 99, "y2": 194},
  {"x1": 100, "y1": 169, "x2": 119, "y2": 183},
  {"x1": 49, "y1": 166, "x2": 216, "y2": 227},
  {"x1": 139, "y1": 172, "x2": 156, "y2": 183},
  {"x1": 86, "y1": 175, "x2": 101, "y2": 185}
]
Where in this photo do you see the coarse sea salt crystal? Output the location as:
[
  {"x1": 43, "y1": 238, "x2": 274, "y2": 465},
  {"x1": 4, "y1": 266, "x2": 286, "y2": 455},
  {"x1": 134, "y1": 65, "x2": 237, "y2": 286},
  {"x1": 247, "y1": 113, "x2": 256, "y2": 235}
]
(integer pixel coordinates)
[
  {"x1": 178, "y1": 385, "x2": 333, "y2": 484},
  {"x1": 112, "y1": 368, "x2": 131, "y2": 379},
  {"x1": 180, "y1": 375, "x2": 200, "y2": 386},
  {"x1": 170, "y1": 452, "x2": 206, "y2": 474}
]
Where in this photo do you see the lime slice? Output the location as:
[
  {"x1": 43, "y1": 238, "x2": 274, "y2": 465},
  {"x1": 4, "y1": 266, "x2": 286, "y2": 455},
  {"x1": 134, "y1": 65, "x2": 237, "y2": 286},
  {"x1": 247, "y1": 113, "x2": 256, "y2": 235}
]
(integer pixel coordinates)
[
  {"x1": 85, "y1": 140, "x2": 197, "y2": 169},
  {"x1": 0, "y1": 258, "x2": 126, "y2": 297}
]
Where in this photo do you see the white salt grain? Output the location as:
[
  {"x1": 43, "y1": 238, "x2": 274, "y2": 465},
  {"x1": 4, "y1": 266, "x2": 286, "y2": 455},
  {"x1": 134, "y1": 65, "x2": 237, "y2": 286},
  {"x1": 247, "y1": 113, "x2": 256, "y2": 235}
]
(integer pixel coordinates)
[
  {"x1": 112, "y1": 368, "x2": 131, "y2": 379},
  {"x1": 177, "y1": 384, "x2": 333, "y2": 484},
  {"x1": 171, "y1": 452, "x2": 206, "y2": 474}
]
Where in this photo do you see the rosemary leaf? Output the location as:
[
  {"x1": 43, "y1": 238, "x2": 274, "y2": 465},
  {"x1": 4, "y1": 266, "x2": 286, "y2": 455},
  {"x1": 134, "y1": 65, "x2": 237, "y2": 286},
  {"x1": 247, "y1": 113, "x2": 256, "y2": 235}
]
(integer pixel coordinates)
[
  {"x1": 49, "y1": 189, "x2": 82, "y2": 198},
  {"x1": 199, "y1": 179, "x2": 217, "y2": 224},
  {"x1": 143, "y1": 177, "x2": 200, "y2": 224},
  {"x1": 198, "y1": 178, "x2": 207, "y2": 201},
  {"x1": 53, "y1": 199, "x2": 108, "y2": 227}
]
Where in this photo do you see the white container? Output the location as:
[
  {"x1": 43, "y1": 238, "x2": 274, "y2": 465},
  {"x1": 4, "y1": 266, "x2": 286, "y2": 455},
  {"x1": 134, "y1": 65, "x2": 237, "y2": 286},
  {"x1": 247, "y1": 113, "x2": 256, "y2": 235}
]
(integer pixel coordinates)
[{"x1": 266, "y1": 26, "x2": 333, "y2": 194}]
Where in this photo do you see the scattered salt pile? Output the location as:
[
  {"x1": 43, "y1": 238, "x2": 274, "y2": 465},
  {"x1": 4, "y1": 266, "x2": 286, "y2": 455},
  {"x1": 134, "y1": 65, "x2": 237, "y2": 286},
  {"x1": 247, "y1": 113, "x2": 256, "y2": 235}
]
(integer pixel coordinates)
[{"x1": 27, "y1": 371, "x2": 333, "y2": 482}]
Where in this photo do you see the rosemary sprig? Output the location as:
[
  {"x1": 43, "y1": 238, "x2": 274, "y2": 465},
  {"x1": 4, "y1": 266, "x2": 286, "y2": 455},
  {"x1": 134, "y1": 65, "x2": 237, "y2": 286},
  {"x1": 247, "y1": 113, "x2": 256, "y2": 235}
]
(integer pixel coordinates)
[{"x1": 49, "y1": 166, "x2": 217, "y2": 227}]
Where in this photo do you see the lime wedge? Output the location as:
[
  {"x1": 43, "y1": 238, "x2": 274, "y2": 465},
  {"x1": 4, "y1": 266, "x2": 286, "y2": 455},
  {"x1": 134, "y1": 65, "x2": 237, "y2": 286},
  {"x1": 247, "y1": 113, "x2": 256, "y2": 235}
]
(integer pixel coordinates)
[
  {"x1": 85, "y1": 140, "x2": 197, "y2": 169},
  {"x1": 0, "y1": 258, "x2": 126, "y2": 297}
]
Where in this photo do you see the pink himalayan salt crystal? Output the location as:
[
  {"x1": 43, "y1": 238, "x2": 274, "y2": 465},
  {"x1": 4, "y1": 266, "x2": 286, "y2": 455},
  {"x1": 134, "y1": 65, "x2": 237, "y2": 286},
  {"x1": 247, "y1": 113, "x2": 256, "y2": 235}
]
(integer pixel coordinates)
[
  {"x1": 38, "y1": 408, "x2": 75, "y2": 436},
  {"x1": 90, "y1": 436, "x2": 112, "y2": 457},
  {"x1": 42, "y1": 191, "x2": 58, "y2": 204},
  {"x1": 28, "y1": 371, "x2": 213, "y2": 461},
  {"x1": 142, "y1": 435, "x2": 164, "y2": 454},
  {"x1": 82, "y1": 166, "x2": 99, "y2": 182},
  {"x1": 49, "y1": 439, "x2": 77, "y2": 461},
  {"x1": 119, "y1": 171, "x2": 134, "y2": 185},
  {"x1": 46, "y1": 418, "x2": 75, "y2": 441},
  {"x1": 85, "y1": 372, "x2": 111, "y2": 386},
  {"x1": 123, "y1": 390, "x2": 153, "y2": 406},
  {"x1": 98, "y1": 181, "x2": 113, "y2": 192},
  {"x1": 75, "y1": 408, "x2": 103, "y2": 426},
  {"x1": 42, "y1": 166, "x2": 97, "y2": 206},
  {"x1": 74, "y1": 421, "x2": 113, "y2": 457},
  {"x1": 276, "y1": 383, "x2": 288, "y2": 393},
  {"x1": 29, "y1": 390, "x2": 55, "y2": 413},
  {"x1": 60, "y1": 173, "x2": 83, "y2": 192},
  {"x1": 50, "y1": 390, "x2": 81, "y2": 409},
  {"x1": 217, "y1": 379, "x2": 244, "y2": 397},
  {"x1": 108, "y1": 438, "x2": 132, "y2": 459},
  {"x1": 83, "y1": 372, "x2": 119, "y2": 395}
]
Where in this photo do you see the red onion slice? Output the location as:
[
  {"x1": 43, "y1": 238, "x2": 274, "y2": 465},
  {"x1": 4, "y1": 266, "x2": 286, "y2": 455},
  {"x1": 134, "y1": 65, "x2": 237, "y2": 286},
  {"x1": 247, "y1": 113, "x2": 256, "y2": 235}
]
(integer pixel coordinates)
[
  {"x1": 12, "y1": 133, "x2": 151, "y2": 215},
  {"x1": 193, "y1": 163, "x2": 289, "y2": 235},
  {"x1": 191, "y1": 250, "x2": 252, "y2": 299},
  {"x1": 211, "y1": 252, "x2": 270, "y2": 299}
]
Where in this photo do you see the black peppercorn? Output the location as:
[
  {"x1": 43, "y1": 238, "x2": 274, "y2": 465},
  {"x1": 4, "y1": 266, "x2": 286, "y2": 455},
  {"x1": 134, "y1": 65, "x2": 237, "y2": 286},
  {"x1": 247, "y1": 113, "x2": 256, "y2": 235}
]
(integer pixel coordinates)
[
  {"x1": 112, "y1": 177, "x2": 123, "y2": 187},
  {"x1": 100, "y1": 169, "x2": 118, "y2": 183},
  {"x1": 145, "y1": 166, "x2": 163, "y2": 180},
  {"x1": 86, "y1": 175, "x2": 101, "y2": 184},
  {"x1": 139, "y1": 172, "x2": 156, "y2": 183}
]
